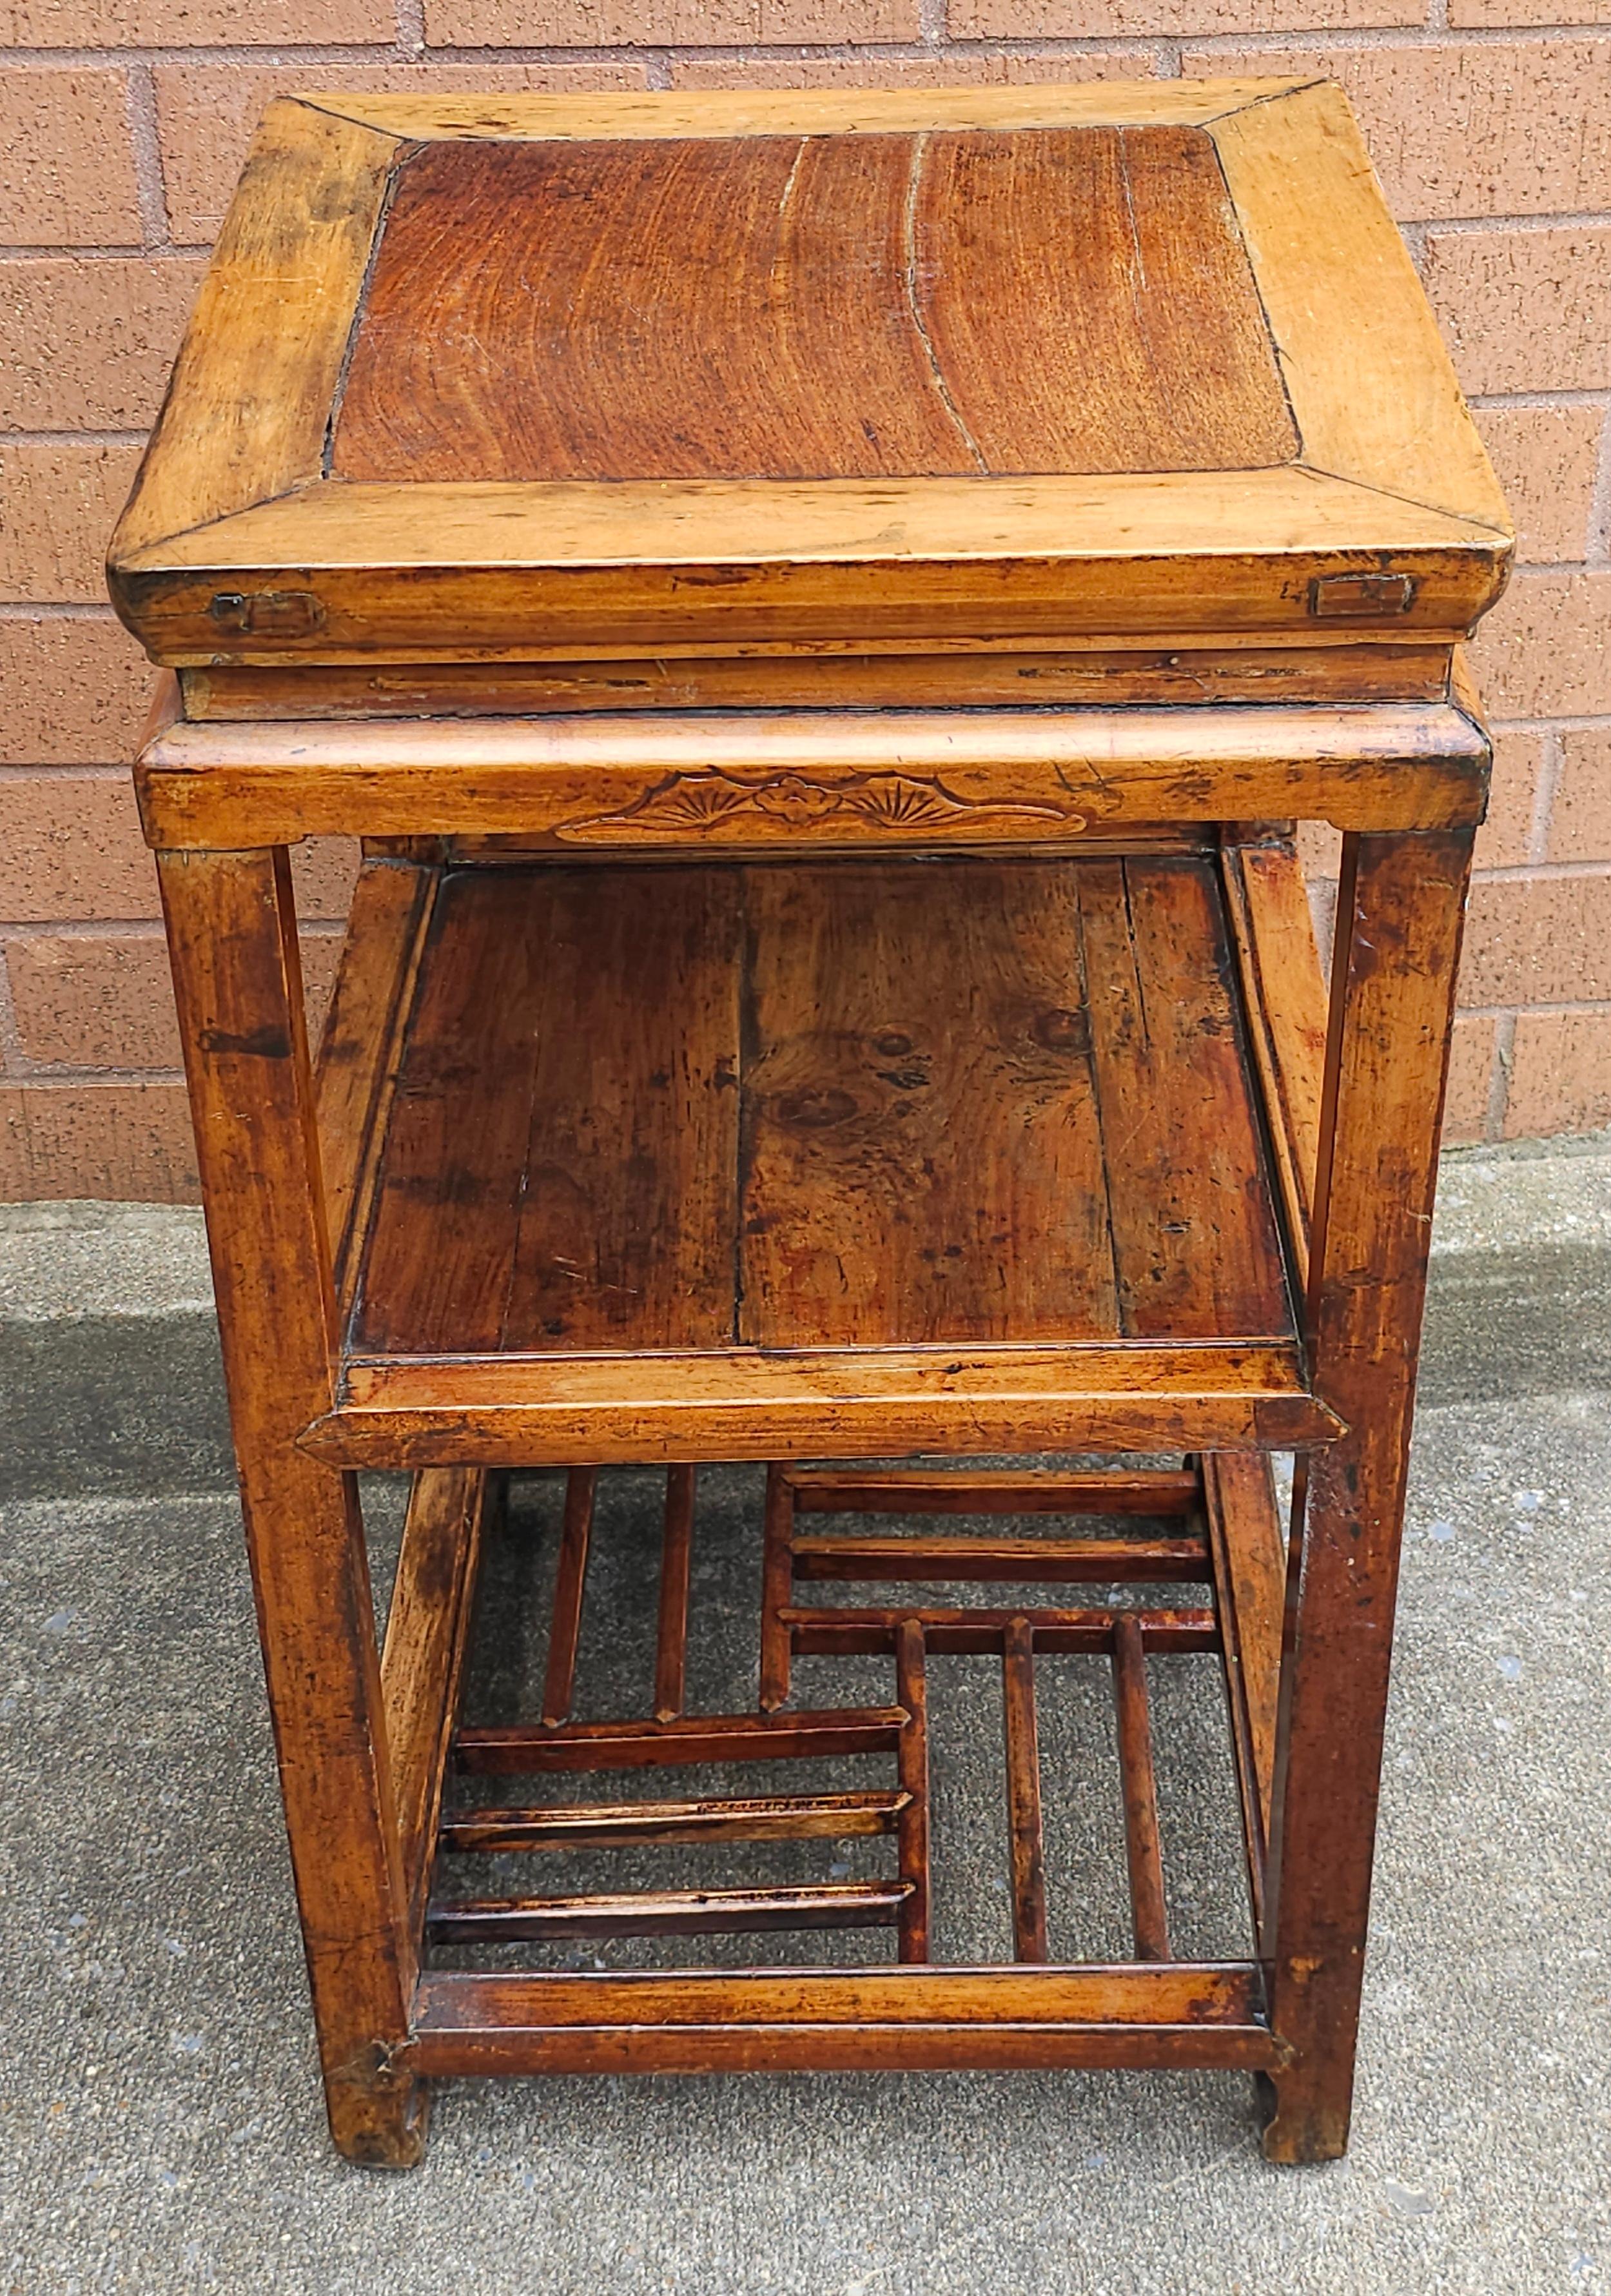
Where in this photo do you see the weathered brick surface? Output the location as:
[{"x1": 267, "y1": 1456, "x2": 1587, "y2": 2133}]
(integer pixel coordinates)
[
  {"x1": 2, "y1": 0, "x2": 387, "y2": 47},
  {"x1": 1470, "y1": 574, "x2": 1611, "y2": 721},
  {"x1": 155, "y1": 64, "x2": 649, "y2": 243},
  {"x1": 1182, "y1": 43, "x2": 1611, "y2": 221},
  {"x1": 1505, "y1": 1010, "x2": 1611, "y2": 1136},
  {"x1": 2, "y1": 32, "x2": 1608, "y2": 1181},
  {"x1": 1550, "y1": 730, "x2": 1611, "y2": 863},
  {"x1": 1461, "y1": 871, "x2": 1611, "y2": 1006},
  {"x1": 1424, "y1": 226, "x2": 1611, "y2": 396},
  {"x1": 1449, "y1": 0, "x2": 1611, "y2": 29},
  {"x1": 956, "y1": 0, "x2": 1412, "y2": 34},
  {"x1": 1470, "y1": 406, "x2": 1603, "y2": 567},
  {"x1": 0, "y1": 257, "x2": 206, "y2": 430},
  {"x1": 6, "y1": 927, "x2": 341, "y2": 1066},
  {"x1": 0, "y1": 620, "x2": 152, "y2": 767},
  {"x1": 0, "y1": 67, "x2": 141, "y2": 248},
  {"x1": 0, "y1": 442, "x2": 144, "y2": 604},
  {"x1": 0, "y1": 773, "x2": 158, "y2": 921},
  {"x1": 1476, "y1": 727, "x2": 1543, "y2": 870},
  {"x1": 670, "y1": 49, "x2": 1153, "y2": 87},
  {"x1": 0, "y1": 1082, "x2": 197, "y2": 1201},
  {"x1": 1442, "y1": 1014, "x2": 1497, "y2": 1145}
]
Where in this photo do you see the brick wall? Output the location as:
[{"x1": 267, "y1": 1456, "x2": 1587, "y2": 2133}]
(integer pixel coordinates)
[{"x1": 3, "y1": 19, "x2": 1608, "y2": 1199}]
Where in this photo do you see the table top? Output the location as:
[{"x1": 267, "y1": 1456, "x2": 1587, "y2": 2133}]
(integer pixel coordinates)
[{"x1": 108, "y1": 81, "x2": 1511, "y2": 669}]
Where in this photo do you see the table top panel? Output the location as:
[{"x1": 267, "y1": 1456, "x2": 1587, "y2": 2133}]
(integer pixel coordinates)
[
  {"x1": 331, "y1": 127, "x2": 1297, "y2": 487},
  {"x1": 107, "y1": 80, "x2": 1512, "y2": 666}
]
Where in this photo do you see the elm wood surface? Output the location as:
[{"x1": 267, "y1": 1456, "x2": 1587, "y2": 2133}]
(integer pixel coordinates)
[
  {"x1": 1111, "y1": 1614, "x2": 1171, "y2": 1963},
  {"x1": 1202, "y1": 1449, "x2": 1290, "y2": 1911},
  {"x1": 333, "y1": 129, "x2": 1294, "y2": 487},
  {"x1": 106, "y1": 83, "x2": 1510, "y2": 668},
  {"x1": 406, "y1": 1965, "x2": 1280, "y2": 2079},
  {"x1": 785, "y1": 1467, "x2": 1204, "y2": 1515},
  {"x1": 349, "y1": 855, "x2": 1293, "y2": 1362},
  {"x1": 437, "y1": 1791, "x2": 910, "y2": 1852},
  {"x1": 178, "y1": 643, "x2": 1459, "y2": 723},
  {"x1": 309, "y1": 1346, "x2": 1338, "y2": 1471},
  {"x1": 789, "y1": 1536, "x2": 1210, "y2": 1584},
  {"x1": 1260, "y1": 828, "x2": 1474, "y2": 2164},
  {"x1": 425, "y1": 1881, "x2": 912, "y2": 1943},
  {"x1": 781, "y1": 1607, "x2": 1219, "y2": 1656},
  {"x1": 133, "y1": 700, "x2": 1494, "y2": 853},
  {"x1": 453, "y1": 1707, "x2": 909, "y2": 1774},
  {"x1": 894, "y1": 1622, "x2": 931, "y2": 1965},
  {"x1": 1002, "y1": 1619, "x2": 1049, "y2": 1963},
  {"x1": 158, "y1": 847, "x2": 425, "y2": 2168},
  {"x1": 378, "y1": 1466, "x2": 493, "y2": 1925}
]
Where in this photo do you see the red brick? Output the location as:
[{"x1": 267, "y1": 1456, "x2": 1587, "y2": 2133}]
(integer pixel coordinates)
[
  {"x1": 0, "y1": 68, "x2": 141, "y2": 248},
  {"x1": 0, "y1": 256, "x2": 206, "y2": 431},
  {"x1": 953, "y1": 0, "x2": 1412, "y2": 35},
  {"x1": 0, "y1": 442, "x2": 144, "y2": 605},
  {"x1": 0, "y1": 772, "x2": 156, "y2": 920},
  {"x1": 1424, "y1": 226, "x2": 1611, "y2": 397},
  {"x1": 670, "y1": 49, "x2": 1155, "y2": 88},
  {"x1": 1182, "y1": 43, "x2": 1611, "y2": 221},
  {"x1": 0, "y1": 1081, "x2": 197, "y2": 1202},
  {"x1": 1460, "y1": 869, "x2": 1611, "y2": 1005},
  {"x1": 7, "y1": 927, "x2": 341, "y2": 1066},
  {"x1": 424, "y1": 0, "x2": 916, "y2": 41},
  {"x1": 1450, "y1": 0, "x2": 1611, "y2": 29},
  {"x1": 154, "y1": 64, "x2": 648, "y2": 243},
  {"x1": 1475, "y1": 727, "x2": 1543, "y2": 869},
  {"x1": 2, "y1": 0, "x2": 388, "y2": 46},
  {"x1": 1550, "y1": 728, "x2": 1611, "y2": 863},
  {"x1": 1504, "y1": 1009, "x2": 1611, "y2": 1137},
  {"x1": 1469, "y1": 573, "x2": 1611, "y2": 721},
  {"x1": 0, "y1": 618, "x2": 153, "y2": 767},
  {"x1": 1472, "y1": 406, "x2": 1604, "y2": 566},
  {"x1": 1442, "y1": 1013, "x2": 1497, "y2": 1144}
]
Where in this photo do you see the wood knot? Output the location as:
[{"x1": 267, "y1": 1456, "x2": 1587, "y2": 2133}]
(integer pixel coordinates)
[
  {"x1": 1031, "y1": 1007, "x2": 1090, "y2": 1054},
  {"x1": 774, "y1": 1086, "x2": 859, "y2": 1129}
]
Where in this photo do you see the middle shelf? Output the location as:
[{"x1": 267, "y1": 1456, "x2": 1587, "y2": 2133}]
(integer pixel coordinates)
[{"x1": 306, "y1": 844, "x2": 1336, "y2": 1467}]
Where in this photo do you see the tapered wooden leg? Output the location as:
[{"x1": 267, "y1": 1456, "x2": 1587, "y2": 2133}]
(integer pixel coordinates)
[
  {"x1": 159, "y1": 847, "x2": 425, "y2": 2166},
  {"x1": 1260, "y1": 829, "x2": 1474, "y2": 2163}
]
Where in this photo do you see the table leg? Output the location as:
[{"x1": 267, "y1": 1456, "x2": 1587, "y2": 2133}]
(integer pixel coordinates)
[
  {"x1": 1260, "y1": 828, "x2": 1474, "y2": 2162},
  {"x1": 159, "y1": 846, "x2": 425, "y2": 2166}
]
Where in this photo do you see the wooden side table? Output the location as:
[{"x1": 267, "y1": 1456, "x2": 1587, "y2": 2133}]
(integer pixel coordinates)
[{"x1": 108, "y1": 81, "x2": 1510, "y2": 2169}]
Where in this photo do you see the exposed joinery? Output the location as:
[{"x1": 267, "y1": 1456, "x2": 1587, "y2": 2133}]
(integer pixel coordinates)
[
  {"x1": 454, "y1": 1706, "x2": 908, "y2": 1774},
  {"x1": 427, "y1": 1880, "x2": 912, "y2": 1943},
  {"x1": 1002, "y1": 1618, "x2": 1048, "y2": 1963},
  {"x1": 438, "y1": 1790, "x2": 908, "y2": 1854},
  {"x1": 541, "y1": 1467, "x2": 598, "y2": 1727},
  {"x1": 759, "y1": 1462, "x2": 794, "y2": 1714},
  {"x1": 1112, "y1": 1615, "x2": 1171, "y2": 1962},
  {"x1": 894, "y1": 1622, "x2": 931, "y2": 1965},
  {"x1": 783, "y1": 1605, "x2": 1218, "y2": 1657},
  {"x1": 653, "y1": 1464, "x2": 696, "y2": 1722},
  {"x1": 790, "y1": 1535, "x2": 1210, "y2": 1584},
  {"x1": 783, "y1": 1467, "x2": 1203, "y2": 1516}
]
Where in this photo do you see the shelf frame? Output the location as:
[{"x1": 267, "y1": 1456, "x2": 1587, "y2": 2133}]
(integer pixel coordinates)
[{"x1": 151, "y1": 689, "x2": 1476, "y2": 2168}]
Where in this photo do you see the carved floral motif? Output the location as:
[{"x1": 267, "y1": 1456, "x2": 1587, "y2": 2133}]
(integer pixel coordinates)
[{"x1": 558, "y1": 768, "x2": 1084, "y2": 841}]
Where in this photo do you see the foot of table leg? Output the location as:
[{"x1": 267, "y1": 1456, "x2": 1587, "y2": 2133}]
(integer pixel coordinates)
[
  {"x1": 1256, "y1": 2065, "x2": 1349, "y2": 2164},
  {"x1": 326, "y1": 2064, "x2": 433, "y2": 2169}
]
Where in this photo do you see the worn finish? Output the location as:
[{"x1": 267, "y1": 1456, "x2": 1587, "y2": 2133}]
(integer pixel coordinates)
[
  {"x1": 349, "y1": 856, "x2": 1293, "y2": 1368},
  {"x1": 335, "y1": 128, "x2": 1293, "y2": 487},
  {"x1": 106, "y1": 81, "x2": 1510, "y2": 669},
  {"x1": 126, "y1": 78, "x2": 1504, "y2": 2170}
]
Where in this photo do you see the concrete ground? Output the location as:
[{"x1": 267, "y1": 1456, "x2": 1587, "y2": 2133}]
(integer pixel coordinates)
[{"x1": 1, "y1": 1141, "x2": 1608, "y2": 2294}]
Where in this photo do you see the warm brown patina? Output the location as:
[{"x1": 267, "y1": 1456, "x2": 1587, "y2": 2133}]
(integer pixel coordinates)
[{"x1": 112, "y1": 81, "x2": 1508, "y2": 2172}]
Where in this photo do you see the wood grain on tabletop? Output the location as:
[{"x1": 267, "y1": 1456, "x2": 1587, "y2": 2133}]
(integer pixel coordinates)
[{"x1": 332, "y1": 127, "x2": 1294, "y2": 487}]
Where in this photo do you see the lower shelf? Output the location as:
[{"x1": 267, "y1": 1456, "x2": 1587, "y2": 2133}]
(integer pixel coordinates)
[
  {"x1": 312, "y1": 845, "x2": 1331, "y2": 1466},
  {"x1": 382, "y1": 1451, "x2": 1290, "y2": 2076}
]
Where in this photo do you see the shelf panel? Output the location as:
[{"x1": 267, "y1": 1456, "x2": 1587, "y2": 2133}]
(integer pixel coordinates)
[{"x1": 349, "y1": 854, "x2": 1296, "y2": 1355}]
